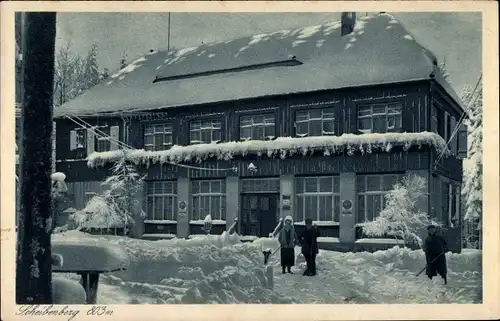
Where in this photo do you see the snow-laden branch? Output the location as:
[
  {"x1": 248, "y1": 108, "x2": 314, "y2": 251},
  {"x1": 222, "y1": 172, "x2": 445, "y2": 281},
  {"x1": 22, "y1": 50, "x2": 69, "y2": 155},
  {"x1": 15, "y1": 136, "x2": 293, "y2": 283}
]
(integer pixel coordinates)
[{"x1": 88, "y1": 132, "x2": 449, "y2": 168}]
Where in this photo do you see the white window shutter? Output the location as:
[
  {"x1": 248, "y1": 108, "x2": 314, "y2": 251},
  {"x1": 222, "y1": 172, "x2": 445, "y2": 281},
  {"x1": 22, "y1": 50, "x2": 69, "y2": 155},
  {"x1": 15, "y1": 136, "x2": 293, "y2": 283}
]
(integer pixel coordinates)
[
  {"x1": 86, "y1": 129, "x2": 95, "y2": 155},
  {"x1": 110, "y1": 126, "x2": 120, "y2": 150},
  {"x1": 69, "y1": 130, "x2": 77, "y2": 150}
]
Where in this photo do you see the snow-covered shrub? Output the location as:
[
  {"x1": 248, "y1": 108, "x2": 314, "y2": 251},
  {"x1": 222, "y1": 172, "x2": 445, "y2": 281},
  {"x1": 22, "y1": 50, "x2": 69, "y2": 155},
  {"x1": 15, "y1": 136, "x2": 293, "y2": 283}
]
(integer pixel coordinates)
[
  {"x1": 362, "y1": 174, "x2": 442, "y2": 247},
  {"x1": 70, "y1": 150, "x2": 145, "y2": 234}
]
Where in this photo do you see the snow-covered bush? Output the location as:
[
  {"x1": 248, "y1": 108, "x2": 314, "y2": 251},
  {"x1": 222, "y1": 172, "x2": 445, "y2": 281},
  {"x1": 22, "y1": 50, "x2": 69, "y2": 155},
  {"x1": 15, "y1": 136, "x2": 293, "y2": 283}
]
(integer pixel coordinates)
[
  {"x1": 362, "y1": 174, "x2": 442, "y2": 247},
  {"x1": 70, "y1": 150, "x2": 145, "y2": 234}
]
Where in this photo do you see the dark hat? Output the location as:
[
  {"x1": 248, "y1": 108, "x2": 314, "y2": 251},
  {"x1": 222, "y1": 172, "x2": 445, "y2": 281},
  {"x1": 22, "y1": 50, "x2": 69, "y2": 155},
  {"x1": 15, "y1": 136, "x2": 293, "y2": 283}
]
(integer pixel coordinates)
[
  {"x1": 427, "y1": 224, "x2": 436, "y2": 230},
  {"x1": 305, "y1": 218, "x2": 313, "y2": 224}
]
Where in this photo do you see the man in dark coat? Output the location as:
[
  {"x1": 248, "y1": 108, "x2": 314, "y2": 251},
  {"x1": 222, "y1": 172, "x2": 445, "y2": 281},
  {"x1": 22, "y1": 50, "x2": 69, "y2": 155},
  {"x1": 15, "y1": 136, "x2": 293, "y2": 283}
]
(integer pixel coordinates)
[
  {"x1": 424, "y1": 225, "x2": 448, "y2": 285},
  {"x1": 298, "y1": 218, "x2": 320, "y2": 276}
]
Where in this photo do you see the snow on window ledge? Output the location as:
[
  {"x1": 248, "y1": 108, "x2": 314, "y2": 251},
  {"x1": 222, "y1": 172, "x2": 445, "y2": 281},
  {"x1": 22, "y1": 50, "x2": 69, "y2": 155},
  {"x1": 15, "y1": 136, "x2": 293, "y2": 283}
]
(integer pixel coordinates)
[
  {"x1": 143, "y1": 220, "x2": 177, "y2": 224},
  {"x1": 189, "y1": 219, "x2": 226, "y2": 225},
  {"x1": 87, "y1": 132, "x2": 449, "y2": 168},
  {"x1": 294, "y1": 221, "x2": 339, "y2": 226},
  {"x1": 317, "y1": 237, "x2": 340, "y2": 243}
]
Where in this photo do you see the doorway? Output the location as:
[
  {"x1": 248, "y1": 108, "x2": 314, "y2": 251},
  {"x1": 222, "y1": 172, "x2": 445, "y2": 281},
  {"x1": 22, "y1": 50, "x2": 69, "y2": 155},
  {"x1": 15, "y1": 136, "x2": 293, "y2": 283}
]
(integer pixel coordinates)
[{"x1": 241, "y1": 194, "x2": 279, "y2": 237}]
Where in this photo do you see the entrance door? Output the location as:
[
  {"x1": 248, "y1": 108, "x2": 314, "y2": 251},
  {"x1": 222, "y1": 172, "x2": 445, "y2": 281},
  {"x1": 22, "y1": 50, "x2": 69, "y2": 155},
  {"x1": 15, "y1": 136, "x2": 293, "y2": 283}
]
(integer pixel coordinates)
[{"x1": 241, "y1": 194, "x2": 279, "y2": 237}]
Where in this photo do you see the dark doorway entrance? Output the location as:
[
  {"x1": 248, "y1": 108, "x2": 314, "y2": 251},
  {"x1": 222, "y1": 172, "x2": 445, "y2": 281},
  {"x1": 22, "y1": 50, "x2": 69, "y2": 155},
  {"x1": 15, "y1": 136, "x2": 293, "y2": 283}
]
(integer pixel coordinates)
[{"x1": 241, "y1": 194, "x2": 279, "y2": 237}]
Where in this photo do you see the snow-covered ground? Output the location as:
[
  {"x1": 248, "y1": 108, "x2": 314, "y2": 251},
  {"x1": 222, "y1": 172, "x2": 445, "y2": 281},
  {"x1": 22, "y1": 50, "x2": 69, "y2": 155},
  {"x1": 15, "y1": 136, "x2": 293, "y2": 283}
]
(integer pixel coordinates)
[{"x1": 53, "y1": 231, "x2": 481, "y2": 304}]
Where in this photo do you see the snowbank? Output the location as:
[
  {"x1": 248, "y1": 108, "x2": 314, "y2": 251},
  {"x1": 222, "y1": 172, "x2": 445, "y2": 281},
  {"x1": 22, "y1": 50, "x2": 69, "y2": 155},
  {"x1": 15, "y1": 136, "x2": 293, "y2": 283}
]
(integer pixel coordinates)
[
  {"x1": 87, "y1": 132, "x2": 448, "y2": 167},
  {"x1": 53, "y1": 231, "x2": 295, "y2": 304},
  {"x1": 51, "y1": 172, "x2": 66, "y2": 182}
]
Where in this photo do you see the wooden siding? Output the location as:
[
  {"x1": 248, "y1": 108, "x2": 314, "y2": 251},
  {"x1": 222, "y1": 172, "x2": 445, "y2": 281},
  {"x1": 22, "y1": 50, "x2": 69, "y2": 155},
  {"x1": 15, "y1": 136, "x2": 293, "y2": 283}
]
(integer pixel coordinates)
[{"x1": 430, "y1": 149, "x2": 463, "y2": 182}]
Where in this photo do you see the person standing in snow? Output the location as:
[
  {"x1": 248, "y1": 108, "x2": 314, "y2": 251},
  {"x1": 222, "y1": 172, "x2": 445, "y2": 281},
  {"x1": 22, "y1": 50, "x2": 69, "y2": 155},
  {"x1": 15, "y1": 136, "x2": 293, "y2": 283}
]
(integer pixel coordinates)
[
  {"x1": 298, "y1": 218, "x2": 320, "y2": 276},
  {"x1": 424, "y1": 225, "x2": 448, "y2": 285},
  {"x1": 277, "y1": 215, "x2": 298, "y2": 274}
]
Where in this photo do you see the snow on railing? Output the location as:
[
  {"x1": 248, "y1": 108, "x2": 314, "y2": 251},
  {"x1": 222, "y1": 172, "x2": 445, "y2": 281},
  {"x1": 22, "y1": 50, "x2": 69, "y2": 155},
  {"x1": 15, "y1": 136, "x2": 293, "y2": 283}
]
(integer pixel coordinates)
[{"x1": 87, "y1": 132, "x2": 449, "y2": 168}]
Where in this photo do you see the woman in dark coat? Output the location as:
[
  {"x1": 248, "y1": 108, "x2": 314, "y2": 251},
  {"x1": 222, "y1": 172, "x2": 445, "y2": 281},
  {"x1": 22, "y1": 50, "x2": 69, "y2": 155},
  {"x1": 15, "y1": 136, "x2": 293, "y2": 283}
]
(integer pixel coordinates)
[
  {"x1": 298, "y1": 218, "x2": 320, "y2": 276},
  {"x1": 424, "y1": 225, "x2": 448, "y2": 285},
  {"x1": 278, "y1": 215, "x2": 297, "y2": 274}
]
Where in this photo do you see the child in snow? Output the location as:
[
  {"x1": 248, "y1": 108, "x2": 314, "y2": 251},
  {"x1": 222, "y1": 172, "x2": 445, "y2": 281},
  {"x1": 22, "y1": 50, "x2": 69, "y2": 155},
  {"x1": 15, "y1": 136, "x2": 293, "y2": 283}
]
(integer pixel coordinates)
[
  {"x1": 278, "y1": 215, "x2": 297, "y2": 274},
  {"x1": 298, "y1": 218, "x2": 320, "y2": 276},
  {"x1": 424, "y1": 224, "x2": 448, "y2": 285}
]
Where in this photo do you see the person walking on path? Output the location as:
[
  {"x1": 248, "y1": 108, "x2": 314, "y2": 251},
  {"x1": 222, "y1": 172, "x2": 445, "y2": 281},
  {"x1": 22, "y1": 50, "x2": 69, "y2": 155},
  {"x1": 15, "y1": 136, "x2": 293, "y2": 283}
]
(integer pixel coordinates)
[
  {"x1": 277, "y1": 215, "x2": 298, "y2": 274},
  {"x1": 424, "y1": 224, "x2": 449, "y2": 285},
  {"x1": 298, "y1": 218, "x2": 320, "y2": 276}
]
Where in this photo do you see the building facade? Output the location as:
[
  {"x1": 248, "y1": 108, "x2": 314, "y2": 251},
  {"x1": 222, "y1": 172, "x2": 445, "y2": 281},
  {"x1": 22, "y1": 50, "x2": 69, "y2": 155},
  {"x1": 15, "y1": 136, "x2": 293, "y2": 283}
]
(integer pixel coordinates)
[{"x1": 53, "y1": 13, "x2": 468, "y2": 252}]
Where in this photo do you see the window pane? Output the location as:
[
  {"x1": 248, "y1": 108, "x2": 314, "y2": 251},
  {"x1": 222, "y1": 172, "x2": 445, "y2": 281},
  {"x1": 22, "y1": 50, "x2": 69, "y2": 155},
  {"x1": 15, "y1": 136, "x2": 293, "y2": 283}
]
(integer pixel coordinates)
[
  {"x1": 154, "y1": 182, "x2": 163, "y2": 193},
  {"x1": 296, "y1": 178, "x2": 304, "y2": 193},
  {"x1": 240, "y1": 127, "x2": 251, "y2": 140},
  {"x1": 190, "y1": 131, "x2": 200, "y2": 143},
  {"x1": 264, "y1": 126, "x2": 275, "y2": 139},
  {"x1": 296, "y1": 112, "x2": 308, "y2": 122},
  {"x1": 165, "y1": 197, "x2": 173, "y2": 219},
  {"x1": 264, "y1": 115, "x2": 275, "y2": 124},
  {"x1": 319, "y1": 177, "x2": 333, "y2": 192},
  {"x1": 382, "y1": 175, "x2": 398, "y2": 191},
  {"x1": 191, "y1": 181, "x2": 200, "y2": 194},
  {"x1": 212, "y1": 129, "x2": 221, "y2": 142},
  {"x1": 322, "y1": 120, "x2": 335, "y2": 134},
  {"x1": 210, "y1": 180, "x2": 221, "y2": 193},
  {"x1": 366, "y1": 195, "x2": 376, "y2": 221},
  {"x1": 200, "y1": 181, "x2": 210, "y2": 193},
  {"x1": 366, "y1": 176, "x2": 381, "y2": 191},
  {"x1": 358, "y1": 107, "x2": 371, "y2": 117},
  {"x1": 373, "y1": 117, "x2": 386, "y2": 133},
  {"x1": 147, "y1": 197, "x2": 154, "y2": 220},
  {"x1": 305, "y1": 196, "x2": 318, "y2": 220},
  {"x1": 240, "y1": 116, "x2": 252, "y2": 127},
  {"x1": 334, "y1": 195, "x2": 340, "y2": 222},
  {"x1": 358, "y1": 118, "x2": 371, "y2": 131},
  {"x1": 356, "y1": 176, "x2": 366, "y2": 193},
  {"x1": 220, "y1": 196, "x2": 226, "y2": 220},
  {"x1": 145, "y1": 125, "x2": 154, "y2": 135},
  {"x1": 372, "y1": 105, "x2": 386, "y2": 115},
  {"x1": 333, "y1": 177, "x2": 340, "y2": 193},
  {"x1": 154, "y1": 134, "x2": 163, "y2": 147},
  {"x1": 154, "y1": 196, "x2": 163, "y2": 220},
  {"x1": 309, "y1": 109, "x2": 322, "y2": 119},
  {"x1": 254, "y1": 126, "x2": 264, "y2": 140},
  {"x1": 144, "y1": 135, "x2": 153, "y2": 146},
  {"x1": 210, "y1": 196, "x2": 220, "y2": 219},
  {"x1": 305, "y1": 178, "x2": 318, "y2": 193},
  {"x1": 373, "y1": 195, "x2": 383, "y2": 219},
  {"x1": 357, "y1": 195, "x2": 365, "y2": 223},
  {"x1": 164, "y1": 181, "x2": 174, "y2": 194},
  {"x1": 192, "y1": 196, "x2": 199, "y2": 220},
  {"x1": 309, "y1": 120, "x2": 322, "y2": 136},
  {"x1": 296, "y1": 122, "x2": 308, "y2": 136},
  {"x1": 253, "y1": 115, "x2": 264, "y2": 124},
  {"x1": 147, "y1": 182, "x2": 154, "y2": 194}
]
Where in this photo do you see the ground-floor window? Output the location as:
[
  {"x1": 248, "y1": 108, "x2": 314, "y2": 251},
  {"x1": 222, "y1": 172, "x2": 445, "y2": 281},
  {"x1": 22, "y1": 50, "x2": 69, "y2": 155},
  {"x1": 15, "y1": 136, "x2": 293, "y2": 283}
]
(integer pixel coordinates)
[
  {"x1": 295, "y1": 176, "x2": 340, "y2": 222},
  {"x1": 146, "y1": 181, "x2": 177, "y2": 222},
  {"x1": 191, "y1": 179, "x2": 226, "y2": 221},
  {"x1": 356, "y1": 173, "x2": 404, "y2": 223}
]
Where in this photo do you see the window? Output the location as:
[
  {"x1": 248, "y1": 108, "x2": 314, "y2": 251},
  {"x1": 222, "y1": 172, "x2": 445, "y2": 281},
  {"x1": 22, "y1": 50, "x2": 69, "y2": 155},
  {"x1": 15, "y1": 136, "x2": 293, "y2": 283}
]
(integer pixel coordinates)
[
  {"x1": 295, "y1": 108, "x2": 335, "y2": 137},
  {"x1": 431, "y1": 106, "x2": 438, "y2": 133},
  {"x1": 70, "y1": 128, "x2": 87, "y2": 150},
  {"x1": 191, "y1": 180, "x2": 226, "y2": 221},
  {"x1": 357, "y1": 103, "x2": 403, "y2": 133},
  {"x1": 95, "y1": 136, "x2": 111, "y2": 152},
  {"x1": 144, "y1": 123, "x2": 173, "y2": 151},
  {"x1": 146, "y1": 181, "x2": 178, "y2": 222},
  {"x1": 189, "y1": 120, "x2": 222, "y2": 144},
  {"x1": 356, "y1": 174, "x2": 404, "y2": 223},
  {"x1": 296, "y1": 176, "x2": 340, "y2": 222},
  {"x1": 239, "y1": 114, "x2": 276, "y2": 141}
]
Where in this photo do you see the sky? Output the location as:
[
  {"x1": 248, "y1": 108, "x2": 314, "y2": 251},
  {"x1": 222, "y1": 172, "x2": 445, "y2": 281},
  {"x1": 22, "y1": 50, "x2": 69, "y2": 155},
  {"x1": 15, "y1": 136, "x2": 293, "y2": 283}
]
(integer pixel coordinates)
[{"x1": 55, "y1": 12, "x2": 482, "y2": 94}]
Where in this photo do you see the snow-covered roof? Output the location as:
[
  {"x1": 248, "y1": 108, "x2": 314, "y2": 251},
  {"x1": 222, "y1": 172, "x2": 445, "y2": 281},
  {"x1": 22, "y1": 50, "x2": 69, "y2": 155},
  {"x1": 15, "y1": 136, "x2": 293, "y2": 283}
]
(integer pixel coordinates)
[{"x1": 54, "y1": 13, "x2": 463, "y2": 117}]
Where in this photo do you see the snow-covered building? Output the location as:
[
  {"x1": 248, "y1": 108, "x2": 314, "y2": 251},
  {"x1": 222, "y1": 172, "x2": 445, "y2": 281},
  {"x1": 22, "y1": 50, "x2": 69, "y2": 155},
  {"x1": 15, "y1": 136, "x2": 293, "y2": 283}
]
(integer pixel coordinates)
[{"x1": 53, "y1": 13, "x2": 468, "y2": 252}]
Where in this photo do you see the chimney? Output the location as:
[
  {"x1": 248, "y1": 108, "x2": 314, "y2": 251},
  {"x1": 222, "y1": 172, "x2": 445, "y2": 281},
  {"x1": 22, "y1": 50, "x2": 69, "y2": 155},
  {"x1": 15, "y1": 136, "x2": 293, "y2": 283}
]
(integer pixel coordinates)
[{"x1": 341, "y1": 12, "x2": 356, "y2": 36}]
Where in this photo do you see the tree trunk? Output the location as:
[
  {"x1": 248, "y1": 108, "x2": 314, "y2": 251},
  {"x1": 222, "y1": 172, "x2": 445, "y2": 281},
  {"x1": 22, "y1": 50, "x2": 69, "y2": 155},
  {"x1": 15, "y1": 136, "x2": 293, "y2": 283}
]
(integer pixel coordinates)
[{"x1": 16, "y1": 12, "x2": 57, "y2": 304}]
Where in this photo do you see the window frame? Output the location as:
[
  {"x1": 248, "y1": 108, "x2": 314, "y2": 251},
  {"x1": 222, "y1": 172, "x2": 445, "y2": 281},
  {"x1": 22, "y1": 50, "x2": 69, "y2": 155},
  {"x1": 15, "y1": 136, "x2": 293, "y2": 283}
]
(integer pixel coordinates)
[
  {"x1": 145, "y1": 181, "x2": 178, "y2": 222},
  {"x1": 189, "y1": 119, "x2": 223, "y2": 145},
  {"x1": 191, "y1": 179, "x2": 226, "y2": 221},
  {"x1": 295, "y1": 176, "x2": 341, "y2": 223},
  {"x1": 95, "y1": 127, "x2": 111, "y2": 153},
  {"x1": 75, "y1": 128, "x2": 87, "y2": 149},
  {"x1": 294, "y1": 107, "x2": 336, "y2": 138},
  {"x1": 144, "y1": 122, "x2": 174, "y2": 151},
  {"x1": 357, "y1": 102, "x2": 403, "y2": 134},
  {"x1": 238, "y1": 113, "x2": 276, "y2": 141},
  {"x1": 356, "y1": 174, "x2": 404, "y2": 223}
]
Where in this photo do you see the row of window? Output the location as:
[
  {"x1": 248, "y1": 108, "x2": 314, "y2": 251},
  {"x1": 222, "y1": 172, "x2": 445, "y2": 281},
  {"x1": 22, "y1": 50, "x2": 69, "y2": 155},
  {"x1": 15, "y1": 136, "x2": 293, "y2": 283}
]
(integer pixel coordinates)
[
  {"x1": 70, "y1": 103, "x2": 405, "y2": 153},
  {"x1": 144, "y1": 174, "x2": 458, "y2": 225},
  {"x1": 143, "y1": 104, "x2": 403, "y2": 151}
]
